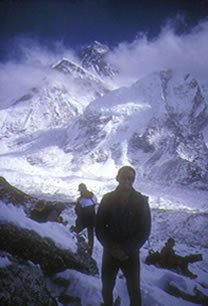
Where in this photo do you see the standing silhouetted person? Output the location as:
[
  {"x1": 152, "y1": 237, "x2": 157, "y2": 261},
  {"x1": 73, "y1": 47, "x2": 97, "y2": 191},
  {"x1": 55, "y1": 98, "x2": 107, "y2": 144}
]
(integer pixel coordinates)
[
  {"x1": 96, "y1": 166, "x2": 151, "y2": 306},
  {"x1": 73, "y1": 183, "x2": 97, "y2": 256}
]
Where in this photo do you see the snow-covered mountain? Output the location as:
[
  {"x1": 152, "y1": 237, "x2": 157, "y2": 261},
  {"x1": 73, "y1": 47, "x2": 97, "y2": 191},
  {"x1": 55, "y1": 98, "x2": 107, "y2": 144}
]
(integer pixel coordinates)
[
  {"x1": 52, "y1": 55, "x2": 110, "y2": 94},
  {"x1": 0, "y1": 80, "x2": 78, "y2": 138},
  {"x1": 63, "y1": 69, "x2": 208, "y2": 191},
  {"x1": 1, "y1": 63, "x2": 208, "y2": 199},
  {"x1": 0, "y1": 56, "x2": 111, "y2": 142},
  {"x1": 0, "y1": 41, "x2": 115, "y2": 144}
]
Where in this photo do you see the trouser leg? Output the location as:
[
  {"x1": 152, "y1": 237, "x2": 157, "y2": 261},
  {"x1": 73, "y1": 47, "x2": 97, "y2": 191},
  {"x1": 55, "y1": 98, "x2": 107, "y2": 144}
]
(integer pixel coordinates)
[
  {"x1": 101, "y1": 250, "x2": 119, "y2": 306},
  {"x1": 75, "y1": 216, "x2": 84, "y2": 233},
  {"x1": 87, "y1": 226, "x2": 94, "y2": 255},
  {"x1": 121, "y1": 254, "x2": 141, "y2": 306}
]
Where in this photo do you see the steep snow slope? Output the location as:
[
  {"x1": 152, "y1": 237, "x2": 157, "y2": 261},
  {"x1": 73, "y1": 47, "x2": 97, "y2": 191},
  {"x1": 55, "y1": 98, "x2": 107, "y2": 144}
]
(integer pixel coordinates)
[{"x1": 0, "y1": 80, "x2": 79, "y2": 138}]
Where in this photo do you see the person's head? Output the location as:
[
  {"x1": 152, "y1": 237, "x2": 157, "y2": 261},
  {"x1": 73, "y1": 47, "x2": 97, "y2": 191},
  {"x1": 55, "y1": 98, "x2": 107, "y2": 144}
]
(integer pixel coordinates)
[
  {"x1": 35, "y1": 200, "x2": 44, "y2": 212},
  {"x1": 78, "y1": 183, "x2": 87, "y2": 193},
  {"x1": 166, "y1": 237, "x2": 175, "y2": 247},
  {"x1": 116, "y1": 166, "x2": 136, "y2": 192}
]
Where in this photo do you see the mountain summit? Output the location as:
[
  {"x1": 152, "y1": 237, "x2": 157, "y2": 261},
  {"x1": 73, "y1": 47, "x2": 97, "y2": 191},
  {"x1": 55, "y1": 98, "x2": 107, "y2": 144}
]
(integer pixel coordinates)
[{"x1": 79, "y1": 41, "x2": 117, "y2": 78}]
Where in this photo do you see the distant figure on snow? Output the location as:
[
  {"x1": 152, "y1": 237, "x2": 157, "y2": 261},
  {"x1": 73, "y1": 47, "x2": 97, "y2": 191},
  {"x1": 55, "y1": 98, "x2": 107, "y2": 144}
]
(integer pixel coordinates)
[
  {"x1": 145, "y1": 237, "x2": 203, "y2": 279},
  {"x1": 96, "y1": 166, "x2": 151, "y2": 306},
  {"x1": 72, "y1": 183, "x2": 97, "y2": 256},
  {"x1": 30, "y1": 200, "x2": 65, "y2": 223},
  {"x1": 160, "y1": 237, "x2": 176, "y2": 257}
]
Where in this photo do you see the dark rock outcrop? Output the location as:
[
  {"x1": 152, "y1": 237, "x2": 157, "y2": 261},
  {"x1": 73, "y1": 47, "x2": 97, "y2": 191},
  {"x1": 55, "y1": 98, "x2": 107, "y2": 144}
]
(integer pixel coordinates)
[
  {"x1": 0, "y1": 176, "x2": 31, "y2": 206},
  {"x1": 0, "y1": 252, "x2": 57, "y2": 306},
  {"x1": 0, "y1": 221, "x2": 98, "y2": 276},
  {"x1": 0, "y1": 176, "x2": 71, "y2": 219},
  {"x1": 79, "y1": 41, "x2": 117, "y2": 78}
]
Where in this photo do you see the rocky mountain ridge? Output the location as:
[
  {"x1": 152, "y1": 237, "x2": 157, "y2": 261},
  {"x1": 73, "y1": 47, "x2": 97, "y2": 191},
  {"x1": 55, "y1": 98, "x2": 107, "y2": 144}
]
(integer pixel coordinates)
[{"x1": 79, "y1": 40, "x2": 117, "y2": 78}]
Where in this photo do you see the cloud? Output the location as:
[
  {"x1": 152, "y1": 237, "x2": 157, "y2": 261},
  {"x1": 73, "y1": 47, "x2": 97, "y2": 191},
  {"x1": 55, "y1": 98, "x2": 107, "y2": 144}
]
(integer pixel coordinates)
[
  {"x1": 0, "y1": 61, "x2": 45, "y2": 109},
  {"x1": 107, "y1": 19, "x2": 208, "y2": 86}
]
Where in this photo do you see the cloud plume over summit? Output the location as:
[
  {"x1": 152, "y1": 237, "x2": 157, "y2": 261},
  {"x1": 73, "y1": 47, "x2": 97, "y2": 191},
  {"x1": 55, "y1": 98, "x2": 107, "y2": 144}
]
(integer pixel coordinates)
[
  {"x1": 0, "y1": 19, "x2": 208, "y2": 109},
  {"x1": 107, "y1": 20, "x2": 208, "y2": 85}
]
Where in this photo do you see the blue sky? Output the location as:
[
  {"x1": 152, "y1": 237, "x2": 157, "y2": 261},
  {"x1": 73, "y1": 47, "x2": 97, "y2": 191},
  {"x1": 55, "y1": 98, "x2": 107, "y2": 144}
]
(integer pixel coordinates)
[{"x1": 0, "y1": 0, "x2": 207, "y2": 62}]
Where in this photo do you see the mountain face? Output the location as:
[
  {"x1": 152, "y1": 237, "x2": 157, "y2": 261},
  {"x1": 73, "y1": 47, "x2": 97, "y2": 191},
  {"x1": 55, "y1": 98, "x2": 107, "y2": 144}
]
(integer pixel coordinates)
[
  {"x1": 0, "y1": 82, "x2": 79, "y2": 139},
  {"x1": 63, "y1": 69, "x2": 208, "y2": 190},
  {"x1": 79, "y1": 41, "x2": 117, "y2": 78}
]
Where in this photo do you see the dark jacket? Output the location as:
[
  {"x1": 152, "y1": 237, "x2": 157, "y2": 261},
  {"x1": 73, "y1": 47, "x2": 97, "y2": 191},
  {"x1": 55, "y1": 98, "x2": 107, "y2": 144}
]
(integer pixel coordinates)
[
  {"x1": 75, "y1": 190, "x2": 97, "y2": 229},
  {"x1": 95, "y1": 187, "x2": 151, "y2": 255}
]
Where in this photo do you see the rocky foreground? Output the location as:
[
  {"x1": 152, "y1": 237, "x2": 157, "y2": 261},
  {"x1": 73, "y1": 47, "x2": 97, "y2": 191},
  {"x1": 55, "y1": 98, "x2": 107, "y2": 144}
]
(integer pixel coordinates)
[{"x1": 0, "y1": 177, "x2": 98, "y2": 305}]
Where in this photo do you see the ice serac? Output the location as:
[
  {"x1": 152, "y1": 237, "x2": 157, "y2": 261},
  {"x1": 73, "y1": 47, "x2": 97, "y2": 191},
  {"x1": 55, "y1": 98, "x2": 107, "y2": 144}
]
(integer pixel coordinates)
[
  {"x1": 79, "y1": 41, "x2": 117, "y2": 78},
  {"x1": 64, "y1": 69, "x2": 208, "y2": 189}
]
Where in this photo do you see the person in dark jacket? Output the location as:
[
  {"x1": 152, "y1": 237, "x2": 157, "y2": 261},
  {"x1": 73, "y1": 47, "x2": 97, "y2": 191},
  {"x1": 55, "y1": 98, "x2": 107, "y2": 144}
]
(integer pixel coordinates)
[
  {"x1": 96, "y1": 166, "x2": 151, "y2": 306},
  {"x1": 74, "y1": 183, "x2": 97, "y2": 256},
  {"x1": 145, "y1": 237, "x2": 202, "y2": 279},
  {"x1": 160, "y1": 237, "x2": 176, "y2": 257},
  {"x1": 30, "y1": 201, "x2": 65, "y2": 223}
]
